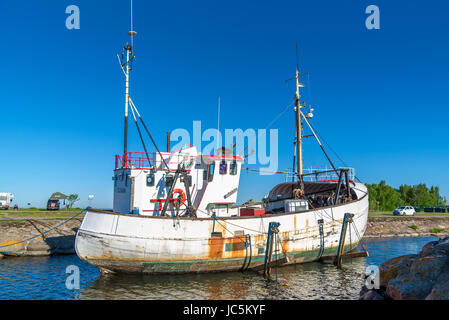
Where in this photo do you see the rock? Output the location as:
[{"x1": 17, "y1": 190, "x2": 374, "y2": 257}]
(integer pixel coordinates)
[
  {"x1": 0, "y1": 241, "x2": 25, "y2": 255},
  {"x1": 410, "y1": 255, "x2": 449, "y2": 280},
  {"x1": 367, "y1": 234, "x2": 449, "y2": 300},
  {"x1": 360, "y1": 289, "x2": 385, "y2": 300},
  {"x1": 431, "y1": 241, "x2": 449, "y2": 256},
  {"x1": 379, "y1": 254, "x2": 415, "y2": 288},
  {"x1": 359, "y1": 285, "x2": 369, "y2": 297},
  {"x1": 387, "y1": 278, "x2": 436, "y2": 300},
  {"x1": 27, "y1": 241, "x2": 51, "y2": 252},
  {"x1": 420, "y1": 241, "x2": 439, "y2": 256},
  {"x1": 426, "y1": 272, "x2": 449, "y2": 300},
  {"x1": 386, "y1": 253, "x2": 449, "y2": 299}
]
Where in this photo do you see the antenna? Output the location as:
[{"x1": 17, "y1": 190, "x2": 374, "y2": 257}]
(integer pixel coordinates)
[
  {"x1": 122, "y1": 0, "x2": 137, "y2": 167},
  {"x1": 128, "y1": 0, "x2": 137, "y2": 47},
  {"x1": 217, "y1": 96, "x2": 220, "y2": 151},
  {"x1": 296, "y1": 42, "x2": 299, "y2": 72}
]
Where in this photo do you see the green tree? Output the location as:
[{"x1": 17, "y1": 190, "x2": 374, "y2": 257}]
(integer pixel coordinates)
[
  {"x1": 367, "y1": 180, "x2": 402, "y2": 211},
  {"x1": 67, "y1": 194, "x2": 80, "y2": 209},
  {"x1": 366, "y1": 181, "x2": 443, "y2": 211}
]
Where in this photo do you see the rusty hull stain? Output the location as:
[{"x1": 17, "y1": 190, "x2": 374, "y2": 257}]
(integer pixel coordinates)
[
  {"x1": 207, "y1": 235, "x2": 246, "y2": 259},
  {"x1": 208, "y1": 237, "x2": 225, "y2": 259}
]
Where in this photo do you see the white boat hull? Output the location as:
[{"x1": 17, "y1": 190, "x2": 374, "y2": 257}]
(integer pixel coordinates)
[{"x1": 75, "y1": 184, "x2": 368, "y2": 274}]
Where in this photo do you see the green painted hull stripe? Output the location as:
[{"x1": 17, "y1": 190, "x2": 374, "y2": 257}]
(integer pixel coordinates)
[{"x1": 89, "y1": 244, "x2": 357, "y2": 270}]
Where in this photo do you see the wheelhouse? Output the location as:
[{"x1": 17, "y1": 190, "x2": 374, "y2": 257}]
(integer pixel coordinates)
[{"x1": 113, "y1": 146, "x2": 244, "y2": 218}]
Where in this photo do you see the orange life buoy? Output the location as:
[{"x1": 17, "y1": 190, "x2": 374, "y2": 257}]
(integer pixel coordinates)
[{"x1": 172, "y1": 189, "x2": 186, "y2": 208}]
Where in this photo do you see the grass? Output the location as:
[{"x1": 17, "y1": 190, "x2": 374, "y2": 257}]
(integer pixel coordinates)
[
  {"x1": 409, "y1": 225, "x2": 419, "y2": 231},
  {"x1": 369, "y1": 211, "x2": 449, "y2": 219},
  {"x1": 430, "y1": 227, "x2": 445, "y2": 233},
  {"x1": 0, "y1": 218, "x2": 76, "y2": 224},
  {"x1": 2, "y1": 211, "x2": 82, "y2": 216},
  {"x1": 8, "y1": 207, "x2": 84, "y2": 212},
  {"x1": 0, "y1": 208, "x2": 86, "y2": 220}
]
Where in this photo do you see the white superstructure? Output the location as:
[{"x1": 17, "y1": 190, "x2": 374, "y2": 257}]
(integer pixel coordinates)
[{"x1": 113, "y1": 147, "x2": 244, "y2": 217}]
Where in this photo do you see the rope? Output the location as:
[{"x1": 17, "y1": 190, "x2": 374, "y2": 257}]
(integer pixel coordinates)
[
  {"x1": 351, "y1": 220, "x2": 365, "y2": 248},
  {"x1": 349, "y1": 220, "x2": 353, "y2": 251},
  {"x1": 129, "y1": 98, "x2": 169, "y2": 170},
  {"x1": 0, "y1": 209, "x2": 87, "y2": 254},
  {"x1": 130, "y1": 102, "x2": 152, "y2": 167},
  {"x1": 239, "y1": 98, "x2": 295, "y2": 156},
  {"x1": 218, "y1": 217, "x2": 267, "y2": 235},
  {"x1": 264, "y1": 98, "x2": 295, "y2": 130},
  {"x1": 308, "y1": 120, "x2": 365, "y2": 184},
  {"x1": 195, "y1": 206, "x2": 267, "y2": 235}
]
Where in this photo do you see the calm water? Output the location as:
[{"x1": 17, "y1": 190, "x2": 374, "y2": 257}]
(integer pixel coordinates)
[{"x1": 0, "y1": 237, "x2": 437, "y2": 300}]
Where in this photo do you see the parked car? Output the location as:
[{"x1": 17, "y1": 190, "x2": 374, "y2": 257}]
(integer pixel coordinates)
[
  {"x1": 46, "y1": 199, "x2": 60, "y2": 210},
  {"x1": 393, "y1": 206, "x2": 416, "y2": 216},
  {"x1": 0, "y1": 192, "x2": 14, "y2": 210}
]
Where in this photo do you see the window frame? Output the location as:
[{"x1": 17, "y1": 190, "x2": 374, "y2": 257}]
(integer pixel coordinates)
[
  {"x1": 230, "y1": 160, "x2": 238, "y2": 175},
  {"x1": 219, "y1": 160, "x2": 227, "y2": 175},
  {"x1": 208, "y1": 163, "x2": 215, "y2": 182},
  {"x1": 146, "y1": 172, "x2": 155, "y2": 187}
]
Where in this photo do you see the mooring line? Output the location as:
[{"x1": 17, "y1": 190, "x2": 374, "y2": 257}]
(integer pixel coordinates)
[{"x1": 0, "y1": 209, "x2": 87, "y2": 254}]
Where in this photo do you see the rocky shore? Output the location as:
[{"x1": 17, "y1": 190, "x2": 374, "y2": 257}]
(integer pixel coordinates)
[
  {"x1": 360, "y1": 235, "x2": 449, "y2": 300},
  {"x1": 0, "y1": 218, "x2": 82, "y2": 257},
  {"x1": 364, "y1": 217, "x2": 449, "y2": 238}
]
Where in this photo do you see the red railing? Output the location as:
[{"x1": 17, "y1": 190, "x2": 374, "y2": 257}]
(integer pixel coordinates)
[
  {"x1": 115, "y1": 151, "x2": 244, "y2": 170},
  {"x1": 115, "y1": 152, "x2": 197, "y2": 170}
]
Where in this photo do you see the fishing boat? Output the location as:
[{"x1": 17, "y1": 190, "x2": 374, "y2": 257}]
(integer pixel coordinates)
[{"x1": 75, "y1": 25, "x2": 369, "y2": 275}]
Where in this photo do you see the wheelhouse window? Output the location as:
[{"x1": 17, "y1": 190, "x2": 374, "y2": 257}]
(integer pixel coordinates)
[
  {"x1": 188, "y1": 174, "x2": 192, "y2": 186},
  {"x1": 230, "y1": 161, "x2": 237, "y2": 175},
  {"x1": 165, "y1": 173, "x2": 174, "y2": 187},
  {"x1": 219, "y1": 160, "x2": 227, "y2": 175},
  {"x1": 207, "y1": 163, "x2": 215, "y2": 182},
  {"x1": 182, "y1": 174, "x2": 192, "y2": 187},
  {"x1": 146, "y1": 172, "x2": 155, "y2": 187}
]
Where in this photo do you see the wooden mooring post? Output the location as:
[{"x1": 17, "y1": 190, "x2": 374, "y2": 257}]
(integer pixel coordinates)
[
  {"x1": 263, "y1": 221, "x2": 280, "y2": 279},
  {"x1": 334, "y1": 213, "x2": 354, "y2": 268}
]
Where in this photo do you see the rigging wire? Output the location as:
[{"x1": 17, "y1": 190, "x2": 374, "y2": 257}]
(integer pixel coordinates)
[
  {"x1": 264, "y1": 97, "x2": 296, "y2": 130},
  {"x1": 129, "y1": 98, "x2": 170, "y2": 169},
  {"x1": 129, "y1": 102, "x2": 152, "y2": 167},
  {"x1": 240, "y1": 97, "x2": 296, "y2": 156},
  {"x1": 307, "y1": 119, "x2": 365, "y2": 184}
]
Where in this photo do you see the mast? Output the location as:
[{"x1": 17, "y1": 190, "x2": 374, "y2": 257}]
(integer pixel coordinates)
[
  {"x1": 122, "y1": 0, "x2": 137, "y2": 168},
  {"x1": 294, "y1": 43, "x2": 305, "y2": 192},
  {"x1": 123, "y1": 45, "x2": 130, "y2": 167}
]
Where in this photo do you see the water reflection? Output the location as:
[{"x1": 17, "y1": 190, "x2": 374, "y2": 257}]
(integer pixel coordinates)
[
  {"x1": 0, "y1": 237, "x2": 438, "y2": 300},
  {"x1": 79, "y1": 258, "x2": 368, "y2": 300}
]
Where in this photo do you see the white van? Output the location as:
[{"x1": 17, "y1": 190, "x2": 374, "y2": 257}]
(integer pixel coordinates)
[{"x1": 0, "y1": 193, "x2": 14, "y2": 210}]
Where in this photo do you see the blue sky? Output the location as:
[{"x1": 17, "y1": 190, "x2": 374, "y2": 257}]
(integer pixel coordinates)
[{"x1": 1, "y1": 0, "x2": 448, "y2": 208}]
